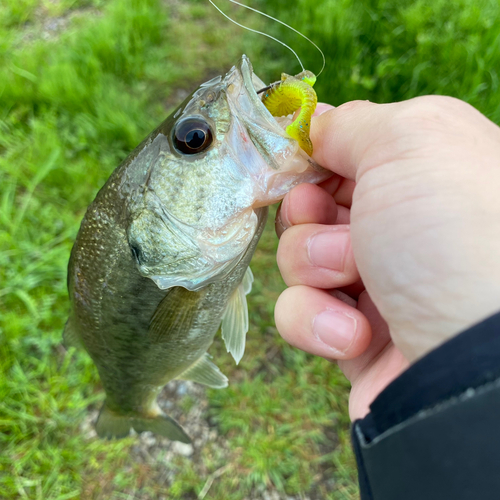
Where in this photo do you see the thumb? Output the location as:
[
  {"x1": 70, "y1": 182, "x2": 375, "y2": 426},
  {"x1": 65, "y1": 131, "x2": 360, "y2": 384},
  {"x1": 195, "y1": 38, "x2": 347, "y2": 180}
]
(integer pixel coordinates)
[{"x1": 310, "y1": 100, "x2": 398, "y2": 181}]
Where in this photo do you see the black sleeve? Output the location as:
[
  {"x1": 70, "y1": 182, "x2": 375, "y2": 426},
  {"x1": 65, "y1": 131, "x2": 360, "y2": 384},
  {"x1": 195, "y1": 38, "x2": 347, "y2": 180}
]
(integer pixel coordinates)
[{"x1": 351, "y1": 311, "x2": 500, "y2": 500}]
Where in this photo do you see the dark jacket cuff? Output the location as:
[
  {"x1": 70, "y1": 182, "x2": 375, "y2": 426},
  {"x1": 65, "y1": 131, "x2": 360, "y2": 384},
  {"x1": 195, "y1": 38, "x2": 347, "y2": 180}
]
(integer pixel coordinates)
[{"x1": 352, "y1": 311, "x2": 500, "y2": 500}]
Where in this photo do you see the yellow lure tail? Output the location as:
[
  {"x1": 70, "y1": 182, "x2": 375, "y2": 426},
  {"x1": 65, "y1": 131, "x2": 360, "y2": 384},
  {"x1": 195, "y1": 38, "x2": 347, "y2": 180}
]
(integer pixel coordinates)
[{"x1": 261, "y1": 70, "x2": 318, "y2": 156}]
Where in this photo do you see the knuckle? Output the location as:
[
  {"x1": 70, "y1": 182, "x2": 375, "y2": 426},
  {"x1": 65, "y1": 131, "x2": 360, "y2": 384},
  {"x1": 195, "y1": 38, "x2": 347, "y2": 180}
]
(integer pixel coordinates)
[
  {"x1": 365, "y1": 96, "x2": 478, "y2": 165},
  {"x1": 393, "y1": 95, "x2": 474, "y2": 135},
  {"x1": 336, "y1": 99, "x2": 374, "y2": 113}
]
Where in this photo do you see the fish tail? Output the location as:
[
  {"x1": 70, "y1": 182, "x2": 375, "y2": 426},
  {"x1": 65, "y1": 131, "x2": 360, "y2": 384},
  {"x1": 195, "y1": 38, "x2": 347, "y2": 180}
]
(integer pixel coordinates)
[{"x1": 95, "y1": 401, "x2": 191, "y2": 443}]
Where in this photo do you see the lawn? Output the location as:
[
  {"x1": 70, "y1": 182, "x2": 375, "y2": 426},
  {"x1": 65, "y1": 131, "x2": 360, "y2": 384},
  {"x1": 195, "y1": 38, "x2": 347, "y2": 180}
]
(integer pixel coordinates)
[{"x1": 1, "y1": 0, "x2": 499, "y2": 499}]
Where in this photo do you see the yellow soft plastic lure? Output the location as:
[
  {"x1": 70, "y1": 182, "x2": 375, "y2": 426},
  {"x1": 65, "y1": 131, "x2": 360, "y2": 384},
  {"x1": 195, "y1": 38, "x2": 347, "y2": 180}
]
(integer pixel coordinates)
[{"x1": 261, "y1": 70, "x2": 317, "y2": 156}]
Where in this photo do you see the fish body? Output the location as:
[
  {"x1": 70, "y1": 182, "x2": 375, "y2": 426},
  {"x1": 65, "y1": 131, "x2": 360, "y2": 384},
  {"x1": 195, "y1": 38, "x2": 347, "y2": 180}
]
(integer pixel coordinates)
[{"x1": 65, "y1": 56, "x2": 329, "y2": 442}]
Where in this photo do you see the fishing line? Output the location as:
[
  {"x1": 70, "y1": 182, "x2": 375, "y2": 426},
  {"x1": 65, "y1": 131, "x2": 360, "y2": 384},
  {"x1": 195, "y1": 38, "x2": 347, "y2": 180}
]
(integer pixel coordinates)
[
  {"x1": 208, "y1": 0, "x2": 326, "y2": 77},
  {"x1": 228, "y1": 0, "x2": 325, "y2": 78}
]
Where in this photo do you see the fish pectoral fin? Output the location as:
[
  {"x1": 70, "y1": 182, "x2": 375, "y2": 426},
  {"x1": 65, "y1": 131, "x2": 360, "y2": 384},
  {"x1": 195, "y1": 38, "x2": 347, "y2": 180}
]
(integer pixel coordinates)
[
  {"x1": 177, "y1": 353, "x2": 228, "y2": 389},
  {"x1": 62, "y1": 316, "x2": 83, "y2": 350},
  {"x1": 221, "y1": 267, "x2": 253, "y2": 365},
  {"x1": 149, "y1": 287, "x2": 200, "y2": 343},
  {"x1": 95, "y1": 401, "x2": 191, "y2": 443}
]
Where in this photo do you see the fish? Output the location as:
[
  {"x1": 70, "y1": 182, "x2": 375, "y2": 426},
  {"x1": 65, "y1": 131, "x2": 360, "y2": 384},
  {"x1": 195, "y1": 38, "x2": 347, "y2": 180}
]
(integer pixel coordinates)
[{"x1": 64, "y1": 55, "x2": 330, "y2": 442}]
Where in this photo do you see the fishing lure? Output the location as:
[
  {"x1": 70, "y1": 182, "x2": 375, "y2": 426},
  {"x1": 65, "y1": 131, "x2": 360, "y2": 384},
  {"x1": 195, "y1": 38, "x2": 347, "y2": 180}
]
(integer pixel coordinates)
[
  {"x1": 208, "y1": 0, "x2": 324, "y2": 156},
  {"x1": 259, "y1": 70, "x2": 317, "y2": 156}
]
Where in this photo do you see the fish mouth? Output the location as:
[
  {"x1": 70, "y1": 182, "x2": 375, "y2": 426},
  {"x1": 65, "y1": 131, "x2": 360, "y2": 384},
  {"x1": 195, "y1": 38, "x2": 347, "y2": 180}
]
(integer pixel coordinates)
[{"x1": 233, "y1": 54, "x2": 327, "y2": 182}]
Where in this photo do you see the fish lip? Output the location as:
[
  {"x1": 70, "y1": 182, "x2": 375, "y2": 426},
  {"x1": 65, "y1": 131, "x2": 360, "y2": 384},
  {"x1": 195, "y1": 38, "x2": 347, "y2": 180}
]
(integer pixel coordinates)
[
  {"x1": 239, "y1": 54, "x2": 259, "y2": 95},
  {"x1": 237, "y1": 55, "x2": 279, "y2": 123},
  {"x1": 237, "y1": 55, "x2": 294, "y2": 135}
]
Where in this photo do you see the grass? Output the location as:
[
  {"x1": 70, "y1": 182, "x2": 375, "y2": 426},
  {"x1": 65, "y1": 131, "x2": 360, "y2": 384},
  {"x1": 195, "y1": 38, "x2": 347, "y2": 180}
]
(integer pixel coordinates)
[
  {"x1": 1, "y1": 0, "x2": 499, "y2": 499},
  {"x1": 259, "y1": 0, "x2": 500, "y2": 121}
]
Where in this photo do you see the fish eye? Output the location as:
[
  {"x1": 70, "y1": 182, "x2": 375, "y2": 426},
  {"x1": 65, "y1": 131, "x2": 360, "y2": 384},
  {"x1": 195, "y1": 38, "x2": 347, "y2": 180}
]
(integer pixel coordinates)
[{"x1": 173, "y1": 118, "x2": 213, "y2": 155}]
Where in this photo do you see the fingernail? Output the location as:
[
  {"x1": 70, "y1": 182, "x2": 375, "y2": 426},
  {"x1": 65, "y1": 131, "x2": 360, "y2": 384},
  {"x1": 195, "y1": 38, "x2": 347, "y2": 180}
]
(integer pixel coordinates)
[
  {"x1": 313, "y1": 310, "x2": 356, "y2": 354},
  {"x1": 279, "y1": 195, "x2": 292, "y2": 229},
  {"x1": 275, "y1": 206, "x2": 286, "y2": 238},
  {"x1": 308, "y1": 228, "x2": 349, "y2": 271},
  {"x1": 275, "y1": 198, "x2": 292, "y2": 238}
]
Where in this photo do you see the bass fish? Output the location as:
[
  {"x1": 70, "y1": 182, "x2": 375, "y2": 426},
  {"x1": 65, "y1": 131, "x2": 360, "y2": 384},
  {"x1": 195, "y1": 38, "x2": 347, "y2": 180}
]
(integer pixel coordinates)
[{"x1": 65, "y1": 55, "x2": 328, "y2": 442}]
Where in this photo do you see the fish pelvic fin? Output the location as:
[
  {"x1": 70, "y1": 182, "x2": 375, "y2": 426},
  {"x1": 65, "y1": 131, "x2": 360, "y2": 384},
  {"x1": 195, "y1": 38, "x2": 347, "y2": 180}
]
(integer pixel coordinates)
[
  {"x1": 177, "y1": 353, "x2": 228, "y2": 388},
  {"x1": 62, "y1": 316, "x2": 83, "y2": 350},
  {"x1": 221, "y1": 266, "x2": 253, "y2": 365},
  {"x1": 95, "y1": 402, "x2": 191, "y2": 443}
]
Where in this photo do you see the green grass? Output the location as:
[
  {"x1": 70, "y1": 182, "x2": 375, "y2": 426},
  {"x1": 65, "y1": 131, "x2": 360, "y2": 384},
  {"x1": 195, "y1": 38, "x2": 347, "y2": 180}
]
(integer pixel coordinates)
[
  {"x1": 1, "y1": 0, "x2": 500, "y2": 498},
  {"x1": 259, "y1": 0, "x2": 500, "y2": 121}
]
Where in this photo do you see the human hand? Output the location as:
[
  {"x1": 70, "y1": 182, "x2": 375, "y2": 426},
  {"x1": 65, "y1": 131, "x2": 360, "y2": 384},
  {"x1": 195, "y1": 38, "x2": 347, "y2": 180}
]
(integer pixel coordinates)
[{"x1": 274, "y1": 97, "x2": 500, "y2": 419}]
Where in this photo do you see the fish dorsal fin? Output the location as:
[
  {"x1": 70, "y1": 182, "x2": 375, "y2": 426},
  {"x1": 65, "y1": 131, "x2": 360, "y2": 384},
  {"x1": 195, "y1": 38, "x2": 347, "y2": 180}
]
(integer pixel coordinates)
[
  {"x1": 221, "y1": 267, "x2": 253, "y2": 365},
  {"x1": 177, "y1": 353, "x2": 228, "y2": 388},
  {"x1": 149, "y1": 287, "x2": 201, "y2": 343}
]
